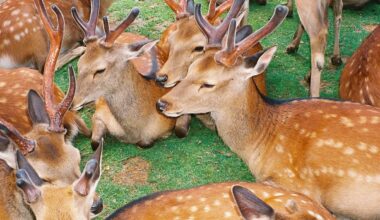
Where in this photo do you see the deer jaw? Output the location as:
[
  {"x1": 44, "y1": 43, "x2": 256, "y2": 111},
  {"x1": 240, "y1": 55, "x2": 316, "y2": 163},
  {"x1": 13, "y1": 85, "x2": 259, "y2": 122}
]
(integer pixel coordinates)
[{"x1": 157, "y1": 17, "x2": 207, "y2": 88}]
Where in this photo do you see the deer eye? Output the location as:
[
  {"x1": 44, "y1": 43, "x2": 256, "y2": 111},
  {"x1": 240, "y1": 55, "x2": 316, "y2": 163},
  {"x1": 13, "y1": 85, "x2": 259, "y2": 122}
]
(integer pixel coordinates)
[
  {"x1": 193, "y1": 46, "x2": 204, "y2": 52},
  {"x1": 94, "y1": 68, "x2": 106, "y2": 77},
  {"x1": 200, "y1": 83, "x2": 215, "y2": 89}
]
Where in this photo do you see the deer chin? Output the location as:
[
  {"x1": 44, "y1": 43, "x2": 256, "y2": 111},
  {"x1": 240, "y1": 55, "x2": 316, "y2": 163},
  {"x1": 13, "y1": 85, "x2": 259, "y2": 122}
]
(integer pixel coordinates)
[
  {"x1": 163, "y1": 110, "x2": 183, "y2": 118},
  {"x1": 164, "y1": 80, "x2": 179, "y2": 88}
]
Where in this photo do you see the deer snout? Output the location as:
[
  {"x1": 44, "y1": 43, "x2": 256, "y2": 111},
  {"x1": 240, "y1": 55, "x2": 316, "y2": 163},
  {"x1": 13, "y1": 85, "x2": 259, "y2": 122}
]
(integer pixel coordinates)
[
  {"x1": 156, "y1": 74, "x2": 168, "y2": 86},
  {"x1": 156, "y1": 99, "x2": 168, "y2": 112},
  {"x1": 90, "y1": 196, "x2": 103, "y2": 215}
]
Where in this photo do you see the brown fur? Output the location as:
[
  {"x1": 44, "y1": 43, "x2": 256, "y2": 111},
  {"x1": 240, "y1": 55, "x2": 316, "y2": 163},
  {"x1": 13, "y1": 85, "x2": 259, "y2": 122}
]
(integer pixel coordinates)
[
  {"x1": 0, "y1": 0, "x2": 114, "y2": 71},
  {"x1": 339, "y1": 25, "x2": 380, "y2": 106},
  {"x1": 106, "y1": 182, "x2": 334, "y2": 220},
  {"x1": 160, "y1": 47, "x2": 380, "y2": 218}
]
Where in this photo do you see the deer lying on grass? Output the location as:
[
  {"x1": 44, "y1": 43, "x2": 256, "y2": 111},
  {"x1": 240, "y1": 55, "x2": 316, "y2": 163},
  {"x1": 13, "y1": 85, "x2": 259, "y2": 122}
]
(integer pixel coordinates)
[
  {"x1": 286, "y1": 0, "x2": 378, "y2": 97},
  {"x1": 0, "y1": 0, "x2": 114, "y2": 71},
  {"x1": 158, "y1": 5, "x2": 380, "y2": 219},
  {"x1": 15, "y1": 141, "x2": 103, "y2": 220},
  {"x1": 106, "y1": 182, "x2": 335, "y2": 220},
  {"x1": 156, "y1": 0, "x2": 264, "y2": 131},
  {"x1": 71, "y1": 1, "x2": 180, "y2": 149},
  {"x1": 0, "y1": 0, "x2": 103, "y2": 216},
  {"x1": 339, "y1": 25, "x2": 380, "y2": 106}
]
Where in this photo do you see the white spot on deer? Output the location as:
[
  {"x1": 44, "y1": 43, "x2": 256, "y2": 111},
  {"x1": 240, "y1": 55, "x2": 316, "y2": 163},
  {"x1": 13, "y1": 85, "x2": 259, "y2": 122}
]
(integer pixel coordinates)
[
  {"x1": 204, "y1": 205, "x2": 210, "y2": 212},
  {"x1": 273, "y1": 193, "x2": 284, "y2": 197},
  {"x1": 348, "y1": 169, "x2": 357, "y2": 178},
  {"x1": 337, "y1": 169, "x2": 345, "y2": 177},
  {"x1": 17, "y1": 21, "x2": 23, "y2": 27},
  {"x1": 294, "y1": 123, "x2": 299, "y2": 129},
  {"x1": 0, "y1": 98, "x2": 7, "y2": 103},
  {"x1": 304, "y1": 112, "x2": 311, "y2": 117},
  {"x1": 369, "y1": 145, "x2": 378, "y2": 154},
  {"x1": 284, "y1": 168, "x2": 295, "y2": 178},
  {"x1": 186, "y1": 195, "x2": 192, "y2": 200},
  {"x1": 340, "y1": 117, "x2": 354, "y2": 127},
  {"x1": 3, "y1": 20, "x2": 11, "y2": 27},
  {"x1": 362, "y1": 128, "x2": 369, "y2": 132},
  {"x1": 23, "y1": 13, "x2": 29, "y2": 17},
  {"x1": 213, "y1": 200, "x2": 221, "y2": 206},
  {"x1": 274, "y1": 198, "x2": 283, "y2": 203},
  {"x1": 299, "y1": 129, "x2": 306, "y2": 134},
  {"x1": 0, "y1": 82, "x2": 6, "y2": 88},
  {"x1": 200, "y1": 197, "x2": 206, "y2": 202},
  {"x1": 359, "y1": 116, "x2": 367, "y2": 124},
  {"x1": 314, "y1": 170, "x2": 320, "y2": 176},
  {"x1": 190, "y1": 206, "x2": 198, "y2": 212},
  {"x1": 224, "y1": 211, "x2": 232, "y2": 218},
  {"x1": 279, "y1": 135, "x2": 285, "y2": 140},
  {"x1": 262, "y1": 192, "x2": 270, "y2": 198},
  {"x1": 275, "y1": 144, "x2": 284, "y2": 153},
  {"x1": 357, "y1": 142, "x2": 367, "y2": 151},
  {"x1": 27, "y1": 18, "x2": 32, "y2": 23},
  {"x1": 307, "y1": 210, "x2": 324, "y2": 220},
  {"x1": 11, "y1": 9, "x2": 20, "y2": 16},
  {"x1": 222, "y1": 193, "x2": 229, "y2": 198},
  {"x1": 176, "y1": 196, "x2": 183, "y2": 201},
  {"x1": 343, "y1": 147, "x2": 354, "y2": 155},
  {"x1": 345, "y1": 82, "x2": 350, "y2": 88},
  {"x1": 370, "y1": 116, "x2": 380, "y2": 124},
  {"x1": 24, "y1": 28, "x2": 29, "y2": 34},
  {"x1": 323, "y1": 114, "x2": 337, "y2": 119},
  {"x1": 14, "y1": 34, "x2": 21, "y2": 41}
]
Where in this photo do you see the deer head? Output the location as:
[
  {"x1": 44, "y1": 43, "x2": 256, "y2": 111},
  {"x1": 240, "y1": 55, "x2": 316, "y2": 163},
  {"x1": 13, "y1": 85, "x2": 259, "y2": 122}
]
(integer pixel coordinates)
[
  {"x1": 16, "y1": 141, "x2": 103, "y2": 220},
  {"x1": 71, "y1": 0, "x2": 157, "y2": 110},
  {"x1": 156, "y1": 0, "x2": 244, "y2": 88},
  {"x1": 157, "y1": 5, "x2": 287, "y2": 116}
]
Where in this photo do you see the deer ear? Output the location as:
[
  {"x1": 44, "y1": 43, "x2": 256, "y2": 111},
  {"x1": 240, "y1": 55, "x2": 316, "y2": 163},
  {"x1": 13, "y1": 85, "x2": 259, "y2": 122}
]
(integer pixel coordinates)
[
  {"x1": 232, "y1": 185, "x2": 275, "y2": 220},
  {"x1": 16, "y1": 151, "x2": 44, "y2": 186},
  {"x1": 242, "y1": 46, "x2": 277, "y2": 80},
  {"x1": 235, "y1": 25, "x2": 253, "y2": 43},
  {"x1": 27, "y1": 90, "x2": 50, "y2": 125},
  {"x1": 127, "y1": 40, "x2": 158, "y2": 60},
  {"x1": 74, "y1": 139, "x2": 103, "y2": 196},
  {"x1": 16, "y1": 169, "x2": 42, "y2": 204}
]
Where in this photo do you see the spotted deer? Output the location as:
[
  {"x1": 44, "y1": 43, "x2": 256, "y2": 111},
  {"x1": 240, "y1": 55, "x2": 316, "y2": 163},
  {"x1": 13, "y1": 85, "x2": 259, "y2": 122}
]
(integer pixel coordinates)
[
  {"x1": 15, "y1": 141, "x2": 103, "y2": 220},
  {"x1": 1, "y1": 0, "x2": 103, "y2": 215},
  {"x1": 106, "y1": 182, "x2": 335, "y2": 220},
  {"x1": 157, "y1": 5, "x2": 380, "y2": 219},
  {"x1": 71, "y1": 1, "x2": 180, "y2": 149},
  {"x1": 286, "y1": 0, "x2": 378, "y2": 97},
  {"x1": 339, "y1": 25, "x2": 380, "y2": 107},
  {"x1": 0, "y1": 0, "x2": 114, "y2": 71}
]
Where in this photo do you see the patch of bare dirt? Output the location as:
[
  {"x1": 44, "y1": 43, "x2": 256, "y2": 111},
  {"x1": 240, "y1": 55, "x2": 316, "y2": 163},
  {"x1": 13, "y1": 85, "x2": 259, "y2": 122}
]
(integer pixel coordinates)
[
  {"x1": 113, "y1": 157, "x2": 151, "y2": 186},
  {"x1": 362, "y1": 24, "x2": 379, "y2": 33}
]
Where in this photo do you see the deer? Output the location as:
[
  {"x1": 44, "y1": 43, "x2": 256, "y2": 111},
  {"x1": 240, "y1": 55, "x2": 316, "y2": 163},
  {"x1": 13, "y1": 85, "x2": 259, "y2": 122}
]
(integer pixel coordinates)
[
  {"x1": 285, "y1": 0, "x2": 378, "y2": 97},
  {"x1": 157, "y1": 4, "x2": 380, "y2": 219},
  {"x1": 0, "y1": 0, "x2": 103, "y2": 215},
  {"x1": 106, "y1": 182, "x2": 335, "y2": 220},
  {"x1": 0, "y1": 0, "x2": 114, "y2": 71},
  {"x1": 15, "y1": 140, "x2": 103, "y2": 220},
  {"x1": 71, "y1": 0, "x2": 184, "y2": 149},
  {"x1": 339, "y1": 25, "x2": 380, "y2": 107}
]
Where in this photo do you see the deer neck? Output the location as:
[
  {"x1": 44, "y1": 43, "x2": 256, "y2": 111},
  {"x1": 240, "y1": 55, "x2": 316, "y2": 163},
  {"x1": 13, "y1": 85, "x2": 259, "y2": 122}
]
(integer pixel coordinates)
[{"x1": 211, "y1": 79, "x2": 278, "y2": 169}]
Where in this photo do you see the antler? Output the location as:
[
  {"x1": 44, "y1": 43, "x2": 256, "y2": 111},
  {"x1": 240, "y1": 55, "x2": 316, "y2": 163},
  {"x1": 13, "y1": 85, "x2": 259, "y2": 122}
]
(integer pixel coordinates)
[
  {"x1": 0, "y1": 119, "x2": 35, "y2": 155},
  {"x1": 207, "y1": 0, "x2": 234, "y2": 23},
  {"x1": 35, "y1": 0, "x2": 76, "y2": 132},
  {"x1": 164, "y1": 0, "x2": 190, "y2": 19},
  {"x1": 100, "y1": 8, "x2": 140, "y2": 47},
  {"x1": 215, "y1": 5, "x2": 288, "y2": 67},
  {"x1": 194, "y1": 0, "x2": 245, "y2": 48},
  {"x1": 71, "y1": 0, "x2": 100, "y2": 42}
]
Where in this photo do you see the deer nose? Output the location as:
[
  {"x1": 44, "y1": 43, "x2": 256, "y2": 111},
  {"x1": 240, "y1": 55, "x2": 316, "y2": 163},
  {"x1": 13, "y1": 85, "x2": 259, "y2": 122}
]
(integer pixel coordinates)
[
  {"x1": 156, "y1": 100, "x2": 168, "y2": 112},
  {"x1": 91, "y1": 196, "x2": 103, "y2": 215},
  {"x1": 156, "y1": 74, "x2": 168, "y2": 86}
]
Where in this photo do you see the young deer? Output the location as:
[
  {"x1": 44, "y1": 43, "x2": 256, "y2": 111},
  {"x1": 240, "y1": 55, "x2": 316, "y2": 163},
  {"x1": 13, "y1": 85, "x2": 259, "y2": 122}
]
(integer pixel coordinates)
[
  {"x1": 158, "y1": 5, "x2": 380, "y2": 219},
  {"x1": 106, "y1": 182, "x2": 335, "y2": 220},
  {"x1": 15, "y1": 141, "x2": 103, "y2": 220},
  {"x1": 286, "y1": 0, "x2": 377, "y2": 97},
  {"x1": 339, "y1": 25, "x2": 380, "y2": 106},
  {"x1": 71, "y1": 1, "x2": 178, "y2": 149},
  {"x1": 0, "y1": 0, "x2": 114, "y2": 71}
]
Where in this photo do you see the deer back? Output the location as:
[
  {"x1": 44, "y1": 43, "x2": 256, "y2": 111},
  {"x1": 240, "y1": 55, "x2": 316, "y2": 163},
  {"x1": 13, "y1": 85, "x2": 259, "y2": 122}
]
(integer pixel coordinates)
[{"x1": 340, "y1": 25, "x2": 380, "y2": 106}]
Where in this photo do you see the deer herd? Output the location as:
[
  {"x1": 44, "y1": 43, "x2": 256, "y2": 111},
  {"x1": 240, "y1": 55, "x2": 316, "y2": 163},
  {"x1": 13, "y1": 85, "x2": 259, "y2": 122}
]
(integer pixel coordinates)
[{"x1": 0, "y1": 0, "x2": 378, "y2": 219}]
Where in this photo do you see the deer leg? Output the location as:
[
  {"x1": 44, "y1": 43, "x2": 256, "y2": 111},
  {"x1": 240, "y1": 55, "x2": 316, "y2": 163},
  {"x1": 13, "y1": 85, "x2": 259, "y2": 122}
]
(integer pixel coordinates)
[
  {"x1": 309, "y1": 31, "x2": 327, "y2": 97},
  {"x1": 331, "y1": 0, "x2": 343, "y2": 66},
  {"x1": 195, "y1": 114, "x2": 216, "y2": 131},
  {"x1": 286, "y1": 0, "x2": 293, "y2": 17},
  {"x1": 74, "y1": 115, "x2": 91, "y2": 137},
  {"x1": 286, "y1": 23, "x2": 304, "y2": 54},
  {"x1": 91, "y1": 116, "x2": 107, "y2": 151},
  {"x1": 174, "y1": 114, "x2": 191, "y2": 138}
]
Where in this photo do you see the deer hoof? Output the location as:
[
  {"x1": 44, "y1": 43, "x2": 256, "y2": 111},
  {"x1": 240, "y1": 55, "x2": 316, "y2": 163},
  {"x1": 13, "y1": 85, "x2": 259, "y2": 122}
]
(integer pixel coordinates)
[
  {"x1": 137, "y1": 140, "x2": 154, "y2": 149},
  {"x1": 286, "y1": 45, "x2": 298, "y2": 54},
  {"x1": 331, "y1": 56, "x2": 343, "y2": 66}
]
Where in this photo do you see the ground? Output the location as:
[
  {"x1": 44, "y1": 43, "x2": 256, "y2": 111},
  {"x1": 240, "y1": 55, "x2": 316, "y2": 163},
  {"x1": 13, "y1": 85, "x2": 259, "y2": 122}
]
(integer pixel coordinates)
[{"x1": 54, "y1": 0, "x2": 380, "y2": 217}]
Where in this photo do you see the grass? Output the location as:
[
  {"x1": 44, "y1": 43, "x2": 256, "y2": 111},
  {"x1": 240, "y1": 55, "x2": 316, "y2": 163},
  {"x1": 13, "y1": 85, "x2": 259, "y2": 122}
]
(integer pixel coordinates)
[{"x1": 55, "y1": 0, "x2": 380, "y2": 218}]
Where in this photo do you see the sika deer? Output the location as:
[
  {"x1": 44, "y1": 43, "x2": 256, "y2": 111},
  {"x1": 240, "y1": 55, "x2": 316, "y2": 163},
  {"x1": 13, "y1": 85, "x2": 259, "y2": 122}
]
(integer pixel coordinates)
[
  {"x1": 0, "y1": 0, "x2": 114, "y2": 71},
  {"x1": 106, "y1": 182, "x2": 335, "y2": 220},
  {"x1": 15, "y1": 141, "x2": 103, "y2": 220},
  {"x1": 339, "y1": 25, "x2": 380, "y2": 106},
  {"x1": 286, "y1": 0, "x2": 377, "y2": 97},
  {"x1": 71, "y1": 2, "x2": 177, "y2": 149},
  {"x1": 158, "y1": 5, "x2": 380, "y2": 219}
]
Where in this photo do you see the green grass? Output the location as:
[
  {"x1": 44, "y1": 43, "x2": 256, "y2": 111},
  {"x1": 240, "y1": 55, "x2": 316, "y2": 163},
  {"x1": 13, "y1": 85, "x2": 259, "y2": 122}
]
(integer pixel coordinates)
[{"x1": 55, "y1": 0, "x2": 380, "y2": 217}]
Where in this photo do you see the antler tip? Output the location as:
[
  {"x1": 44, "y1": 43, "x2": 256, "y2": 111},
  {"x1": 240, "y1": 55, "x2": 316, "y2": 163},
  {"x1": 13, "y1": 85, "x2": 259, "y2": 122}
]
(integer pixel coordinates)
[
  {"x1": 131, "y1": 7, "x2": 140, "y2": 16},
  {"x1": 275, "y1": 5, "x2": 289, "y2": 15}
]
